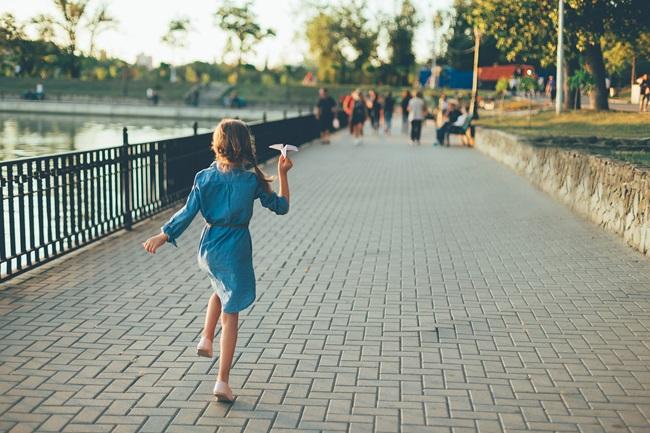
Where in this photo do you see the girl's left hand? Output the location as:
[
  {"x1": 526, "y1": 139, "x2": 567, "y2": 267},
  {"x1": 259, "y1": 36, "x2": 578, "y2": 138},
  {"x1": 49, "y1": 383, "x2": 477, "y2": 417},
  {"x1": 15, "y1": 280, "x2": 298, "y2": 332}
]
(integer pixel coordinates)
[
  {"x1": 278, "y1": 155, "x2": 293, "y2": 174},
  {"x1": 143, "y1": 233, "x2": 168, "y2": 254}
]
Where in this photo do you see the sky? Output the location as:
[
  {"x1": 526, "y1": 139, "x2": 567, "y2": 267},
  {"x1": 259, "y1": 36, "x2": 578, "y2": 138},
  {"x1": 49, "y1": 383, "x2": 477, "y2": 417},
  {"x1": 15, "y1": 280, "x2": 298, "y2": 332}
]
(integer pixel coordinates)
[{"x1": 1, "y1": 0, "x2": 453, "y2": 68}]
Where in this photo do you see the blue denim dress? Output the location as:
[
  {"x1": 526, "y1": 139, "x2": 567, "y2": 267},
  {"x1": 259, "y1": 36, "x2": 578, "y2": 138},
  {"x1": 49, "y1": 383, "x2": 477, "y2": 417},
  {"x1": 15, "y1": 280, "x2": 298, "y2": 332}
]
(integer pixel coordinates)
[{"x1": 162, "y1": 162, "x2": 289, "y2": 313}]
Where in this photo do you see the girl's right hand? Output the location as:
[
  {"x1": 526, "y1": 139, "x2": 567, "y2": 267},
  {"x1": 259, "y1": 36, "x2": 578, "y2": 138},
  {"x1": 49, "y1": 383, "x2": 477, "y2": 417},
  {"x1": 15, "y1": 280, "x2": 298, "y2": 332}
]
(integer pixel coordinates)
[
  {"x1": 278, "y1": 155, "x2": 293, "y2": 174},
  {"x1": 143, "y1": 232, "x2": 168, "y2": 254}
]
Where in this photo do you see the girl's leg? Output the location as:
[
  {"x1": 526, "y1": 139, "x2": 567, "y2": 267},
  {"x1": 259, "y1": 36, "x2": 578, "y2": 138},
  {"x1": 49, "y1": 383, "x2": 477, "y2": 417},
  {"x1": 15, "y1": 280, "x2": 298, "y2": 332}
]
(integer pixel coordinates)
[
  {"x1": 217, "y1": 311, "x2": 239, "y2": 383},
  {"x1": 203, "y1": 293, "x2": 221, "y2": 340}
]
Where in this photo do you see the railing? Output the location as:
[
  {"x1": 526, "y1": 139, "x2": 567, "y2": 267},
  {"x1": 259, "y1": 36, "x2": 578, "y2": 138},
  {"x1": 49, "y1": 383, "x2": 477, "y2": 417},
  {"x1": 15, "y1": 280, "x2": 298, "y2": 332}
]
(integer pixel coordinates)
[{"x1": 1, "y1": 114, "x2": 344, "y2": 281}]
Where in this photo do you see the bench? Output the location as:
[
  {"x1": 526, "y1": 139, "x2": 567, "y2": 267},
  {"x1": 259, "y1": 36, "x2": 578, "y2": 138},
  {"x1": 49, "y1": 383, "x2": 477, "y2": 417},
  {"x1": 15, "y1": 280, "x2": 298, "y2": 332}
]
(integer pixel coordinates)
[{"x1": 444, "y1": 113, "x2": 475, "y2": 147}]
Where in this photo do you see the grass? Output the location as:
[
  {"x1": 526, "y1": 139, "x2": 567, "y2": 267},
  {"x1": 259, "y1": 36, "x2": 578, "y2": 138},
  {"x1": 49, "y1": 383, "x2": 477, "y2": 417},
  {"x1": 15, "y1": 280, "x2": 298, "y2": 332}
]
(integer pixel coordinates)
[
  {"x1": 0, "y1": 77, "x2": 194, "y2": 103},
  {"x1": 477, "y1": 110, "x2": 650, "y2": 168},
  {"x1": 0, "y1": 77, "x2": 495, "y2": 108},
  {"x1": 477, "y1": 110, "x2": 650, "y2": 139}
]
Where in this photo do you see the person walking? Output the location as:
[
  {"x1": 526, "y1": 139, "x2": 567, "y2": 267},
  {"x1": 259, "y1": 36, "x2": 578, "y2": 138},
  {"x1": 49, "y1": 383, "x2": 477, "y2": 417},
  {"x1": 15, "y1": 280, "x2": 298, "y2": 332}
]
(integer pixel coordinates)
[
  {"x1": 400, "y1": 90, "x2": 412, "y2": 134},
  {"x1": 350, "y1": 90, "x2": 368, "y2": 145},
  {"x1": 407, "y1": 90, "x2": 426, "y2": 145},
  {"x1": 142, "y1": 119, "x2": 293, "y2": 403},
  {"x1": 383, "y1": 92, "x2": 395, "y2": 134},
  {"x1": 342, "y1": 92, "x2": 355, "y2": 134},
  {"x1": 316, "y1": 88, "x2": 337, "y2": 144},
  {"x1": 545, "y1": 75, "x2": 556, "y2": 104},
  {"x1": 368, "y1": 89, "x2": 382, "y2": 134}
]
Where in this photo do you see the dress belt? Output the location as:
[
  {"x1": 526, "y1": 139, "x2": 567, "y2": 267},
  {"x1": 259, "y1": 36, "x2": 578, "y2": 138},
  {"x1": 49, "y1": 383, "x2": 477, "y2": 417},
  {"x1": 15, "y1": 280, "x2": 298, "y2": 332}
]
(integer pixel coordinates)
[{"x1": 205, "y1": 221, "x2": 248, "y2": 228}]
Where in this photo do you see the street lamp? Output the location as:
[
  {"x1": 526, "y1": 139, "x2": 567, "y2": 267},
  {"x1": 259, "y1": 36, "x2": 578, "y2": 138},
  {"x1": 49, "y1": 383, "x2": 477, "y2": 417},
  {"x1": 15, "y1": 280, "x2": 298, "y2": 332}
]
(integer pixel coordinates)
[
  {"x1": 555, "y1": 0, "x2": 564, "y2": 114},
  {"x1": 430, "y1": 11, "x2": 443, "y2": 89}
]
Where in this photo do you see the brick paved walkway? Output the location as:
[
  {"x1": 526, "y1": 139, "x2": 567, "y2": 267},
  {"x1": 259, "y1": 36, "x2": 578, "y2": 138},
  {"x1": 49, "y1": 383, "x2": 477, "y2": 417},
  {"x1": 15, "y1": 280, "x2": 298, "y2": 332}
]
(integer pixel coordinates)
[{"x1": 2, "y1": 125, "x2": 650, "y2": 433}]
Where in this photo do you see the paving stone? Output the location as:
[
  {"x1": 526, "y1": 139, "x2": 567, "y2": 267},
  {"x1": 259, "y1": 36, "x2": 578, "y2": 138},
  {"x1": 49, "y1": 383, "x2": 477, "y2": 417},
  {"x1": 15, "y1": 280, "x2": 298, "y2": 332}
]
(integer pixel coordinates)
[{"x1": 2, "y1": 125, "x2": 650, "y2": 433}]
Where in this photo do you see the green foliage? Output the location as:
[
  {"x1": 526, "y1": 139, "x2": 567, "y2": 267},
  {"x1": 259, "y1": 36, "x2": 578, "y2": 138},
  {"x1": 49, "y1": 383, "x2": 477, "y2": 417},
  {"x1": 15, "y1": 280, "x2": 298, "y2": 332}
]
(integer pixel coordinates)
[
  {"x1": 495, "y1": 77, "x2": 509, "y2": 95},
  {"x1": 305, "y1": 12, "x2": 342, "y2": 83},
  {"x1": 161, "y1": 18, "x2": 191, "y2": 50},
  {"x1": 216, "y1": 1, "x2": 274, "y2": 73},
  {"x1": 443, "y1": 0, "x2": 504, "y2": 70},
  {"x1": 569, "y1": 69, "x2": 593, "y2": 92},
  {"x1": 386, "y1": 0, "x2": 420, "y2": 85},
  {"x1": 304, "y1": 1, "x2": 379, "y2": 84},
  {"x1": 470, "y1": 0, "x2": 557, "y2": 67}
]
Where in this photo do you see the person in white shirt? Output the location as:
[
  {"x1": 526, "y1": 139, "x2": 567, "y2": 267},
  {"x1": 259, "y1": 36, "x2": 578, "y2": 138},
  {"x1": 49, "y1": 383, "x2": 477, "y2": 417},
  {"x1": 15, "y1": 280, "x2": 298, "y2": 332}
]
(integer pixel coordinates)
[
  {"x1": 453, "y1": 107, "x2": 468, "y2": 127},
  {"x1": 407, "y1": 91, "x2": 426, "y2": 145}
]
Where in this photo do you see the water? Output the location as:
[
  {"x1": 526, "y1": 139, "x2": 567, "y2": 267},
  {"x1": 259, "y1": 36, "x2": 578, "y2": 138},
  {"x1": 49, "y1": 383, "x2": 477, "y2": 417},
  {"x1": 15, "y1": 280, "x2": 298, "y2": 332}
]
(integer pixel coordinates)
[{"x1": 0, "y1": 112, "x2": 215, "y2": 161}]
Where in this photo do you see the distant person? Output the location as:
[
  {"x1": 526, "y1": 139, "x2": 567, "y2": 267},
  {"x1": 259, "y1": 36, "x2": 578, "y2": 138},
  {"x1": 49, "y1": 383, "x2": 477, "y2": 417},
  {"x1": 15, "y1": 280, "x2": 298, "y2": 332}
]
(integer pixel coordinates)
[
  {"x1": 350, "y1": 90, "x2": 368, "y2": 145},
  {"x1": 407, "y1": 90, "x2": 426, "y2": 145},
  {"x1": 316, "y1": 88, "x2": 337, "y2": 144},
  {"x1": 400, "y1": 90, "x2": 412, "y2": 134},
  {"x1": 143, "y1": 119, "x2": 293, "y2": 404},
  {"x1": 35, "y1": 83, "x2": 45, "y2": 100},
  {"x1": 638, "y1": 73, "x2": 649, "y2": 112},
  {"x1": 545, "y1": 75, "x2": 556, "y2": 103},
  {"x1": 342, "y1": 93, "x2": 355, "y2": 134},
  {"x1": 436, "y1": 93, "x2": 448, "y2": 129},
  {"x1": 445, "y1": 106, "x2": 471, "y2": 146},
  {"x1": 383, "y1": 92, "x2": 395, "y2": 134},
  {"x1": 368, "y1": 89, "x2": 382, "y2": 133},
  {"x1": 436, "y1": 102, "x2": 461, "y2": 145}
]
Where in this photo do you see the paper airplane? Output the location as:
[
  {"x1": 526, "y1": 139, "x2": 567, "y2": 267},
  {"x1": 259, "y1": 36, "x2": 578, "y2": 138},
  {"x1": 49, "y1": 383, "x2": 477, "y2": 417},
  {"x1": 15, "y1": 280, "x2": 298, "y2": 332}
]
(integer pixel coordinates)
[{"x1": 269, "y1": 143, "x2": 298, "y2": 158}]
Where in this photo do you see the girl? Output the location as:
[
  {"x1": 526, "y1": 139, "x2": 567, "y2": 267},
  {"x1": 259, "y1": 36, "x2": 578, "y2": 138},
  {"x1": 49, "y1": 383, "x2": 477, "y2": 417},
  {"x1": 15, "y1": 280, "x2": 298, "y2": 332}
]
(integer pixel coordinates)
[{"x1": 142, "y1": 119, "x2": 293, "y2": 402}]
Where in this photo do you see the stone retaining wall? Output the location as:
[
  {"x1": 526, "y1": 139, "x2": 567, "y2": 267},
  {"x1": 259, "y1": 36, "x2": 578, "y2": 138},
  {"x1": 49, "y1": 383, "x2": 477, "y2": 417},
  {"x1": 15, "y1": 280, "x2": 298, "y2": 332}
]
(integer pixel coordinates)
[{"x1": 475, "y1": 128, "x2": 650, "y2": 256}]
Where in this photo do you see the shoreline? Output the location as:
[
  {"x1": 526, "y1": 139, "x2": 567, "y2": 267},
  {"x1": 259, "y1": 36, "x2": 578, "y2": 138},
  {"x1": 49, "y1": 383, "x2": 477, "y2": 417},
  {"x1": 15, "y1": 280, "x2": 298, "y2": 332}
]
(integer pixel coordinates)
[{"x1": 0, "y1": 99, "x2": 305, "y2": 121}]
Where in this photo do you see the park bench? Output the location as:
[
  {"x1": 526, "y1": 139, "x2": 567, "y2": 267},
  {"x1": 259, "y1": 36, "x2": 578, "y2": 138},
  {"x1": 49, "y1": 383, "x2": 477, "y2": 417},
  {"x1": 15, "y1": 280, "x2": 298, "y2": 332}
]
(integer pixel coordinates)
[{"x1": 445, "y1": 113, "x2": 475, "y2": 147}]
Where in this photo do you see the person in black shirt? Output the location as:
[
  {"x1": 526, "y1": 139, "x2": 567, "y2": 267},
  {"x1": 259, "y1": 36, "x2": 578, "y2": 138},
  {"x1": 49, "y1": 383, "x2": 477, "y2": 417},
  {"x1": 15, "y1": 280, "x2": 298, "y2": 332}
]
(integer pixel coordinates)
[
  {"x1": 383, "y1": 92, "x2": 395, "y2": 134},
  {"x1": 368, "y1": 89, "x2": 382, "y2": 133},
  {"x1": 436, "y1": 102, "x2": 461, "y2": 145},
  {"x1": 400, "y1": 90, "x2": 411, "y2": 134},
  {"x1": 350, "y1": 89, "x2": 368, "y2": 145},
  {"x1": 316, "y1": 88, "x2": 337, "y2": 144}
]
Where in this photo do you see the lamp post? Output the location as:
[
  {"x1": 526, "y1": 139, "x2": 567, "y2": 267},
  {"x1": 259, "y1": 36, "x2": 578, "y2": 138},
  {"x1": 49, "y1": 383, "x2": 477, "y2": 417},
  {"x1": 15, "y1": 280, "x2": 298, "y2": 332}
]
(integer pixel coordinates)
[
  {"x1": 470, "y1": 27, "x2": 481, "y2": 115},
  {"x1": 555, "y1": 0, "x2": 564, "y2": 114},
  {"x1": 430, "y1": 11, "x2": 443, "y2": 89}
]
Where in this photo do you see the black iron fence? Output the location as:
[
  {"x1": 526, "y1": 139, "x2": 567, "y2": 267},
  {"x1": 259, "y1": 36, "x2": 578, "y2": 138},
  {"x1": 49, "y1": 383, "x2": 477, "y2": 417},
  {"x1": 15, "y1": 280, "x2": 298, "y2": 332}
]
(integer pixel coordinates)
[{"x1": 1, "y1": 113, "x2": 344, "y2": 281}]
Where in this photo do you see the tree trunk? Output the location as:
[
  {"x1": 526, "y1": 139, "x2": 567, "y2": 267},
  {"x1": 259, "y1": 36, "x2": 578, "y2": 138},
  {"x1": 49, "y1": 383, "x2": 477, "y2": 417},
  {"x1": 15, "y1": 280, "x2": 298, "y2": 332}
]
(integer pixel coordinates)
[
  {"x1": 630, "y1": 52, "x2": 636, "y2": 90},
  {"x1": 564, "y1": 56, "x2": 581, "y2": 110},
  {"x1": 583, "y1": 40, "x2": 609, "y2": 111}
]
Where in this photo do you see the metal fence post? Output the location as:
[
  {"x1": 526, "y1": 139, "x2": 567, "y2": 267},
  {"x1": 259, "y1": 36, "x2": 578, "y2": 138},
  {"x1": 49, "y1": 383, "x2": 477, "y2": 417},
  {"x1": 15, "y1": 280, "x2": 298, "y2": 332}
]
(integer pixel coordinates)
[
  {"x1": 193, "y1": 121, "x2": 198, "y2": 135},
  {"x1": 121, "y1": 127, "x2": 132, "y2": 231},
  {"x1": 263, "y1": 112, "x2": 267, "y2": 122}
]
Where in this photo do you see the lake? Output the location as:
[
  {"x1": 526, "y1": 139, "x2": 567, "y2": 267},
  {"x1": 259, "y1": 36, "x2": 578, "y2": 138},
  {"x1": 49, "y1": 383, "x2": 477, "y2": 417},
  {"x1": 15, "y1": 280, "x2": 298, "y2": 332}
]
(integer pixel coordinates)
[{"x1": 0, "y1": 112, "x2": 216, "y2": 161}]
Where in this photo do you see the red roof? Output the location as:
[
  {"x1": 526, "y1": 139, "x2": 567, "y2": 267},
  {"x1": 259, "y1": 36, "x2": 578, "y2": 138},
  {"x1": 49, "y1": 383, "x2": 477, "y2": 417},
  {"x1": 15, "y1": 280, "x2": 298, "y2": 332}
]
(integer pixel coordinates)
[{"x1": 478, "y1": 65, "x2": 536, "y2": 82}]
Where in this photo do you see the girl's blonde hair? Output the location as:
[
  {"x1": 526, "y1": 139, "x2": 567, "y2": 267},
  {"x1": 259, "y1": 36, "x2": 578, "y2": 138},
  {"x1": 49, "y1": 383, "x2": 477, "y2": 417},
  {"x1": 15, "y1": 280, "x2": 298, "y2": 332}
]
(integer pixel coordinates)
[{"x1": 212, "y1": 118, "x2": 272, "y2": 192}]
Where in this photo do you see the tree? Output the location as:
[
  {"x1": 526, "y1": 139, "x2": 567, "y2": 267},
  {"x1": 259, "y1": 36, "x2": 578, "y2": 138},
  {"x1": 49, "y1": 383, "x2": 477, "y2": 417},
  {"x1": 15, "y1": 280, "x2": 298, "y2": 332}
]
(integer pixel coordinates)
[
  {"x1": 387, "y1": 0, "x2": 421, "y2": 85},
  {"x1": 332, "y1": 1, "x2": 378, "y2": 83},
  {"x1": 472, "y1": 0, "x2": 648, "y2": 111},
  {"x1": 49, "y1": 0, "x2": 90, "y2": 77},
  {"x1": 161, "y1": 18, "x2": 191, "y2": 83},
  {"x1": 215, "y1": 1, "x2": 275, "y2": 82},
  {"x1": 305, "y1": 12, "x2": 343, "y2": 83},
  {"x1": 443, "y1": 0, "x2": 503, "y2": 71},
  {"x1": 568, "y1": 69, "x2": 593, "y2": 109},
  {"x1": 87, "y1": 4, "x2": 116, "y2": 57},
  {"x1": 0, "y1": 13, "x2": 62, "y2": 78}
]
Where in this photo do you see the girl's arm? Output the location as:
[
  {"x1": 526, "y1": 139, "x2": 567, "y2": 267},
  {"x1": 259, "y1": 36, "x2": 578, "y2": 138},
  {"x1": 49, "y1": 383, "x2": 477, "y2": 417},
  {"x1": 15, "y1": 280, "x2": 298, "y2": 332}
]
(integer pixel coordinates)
[
  {"x1": 278, "y1": 155, "x2": 292, "y2": 204},
  {"x1": 143, "y1": 174, "x2": 201, "y2": 254}
]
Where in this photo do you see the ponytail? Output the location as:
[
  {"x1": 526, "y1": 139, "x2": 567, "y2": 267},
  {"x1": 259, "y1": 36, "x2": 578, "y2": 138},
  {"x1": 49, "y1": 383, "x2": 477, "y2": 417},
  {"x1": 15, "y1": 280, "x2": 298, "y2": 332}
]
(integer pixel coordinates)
[{"x1": 253, "y1": 163, "x2": 273, "y2": 194}]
